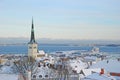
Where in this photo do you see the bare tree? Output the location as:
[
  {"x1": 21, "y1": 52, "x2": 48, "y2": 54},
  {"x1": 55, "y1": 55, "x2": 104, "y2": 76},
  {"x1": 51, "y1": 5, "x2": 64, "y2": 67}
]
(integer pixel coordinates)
[{"x1": 13, "y1": 56, "x2": 37, "y2": 80}]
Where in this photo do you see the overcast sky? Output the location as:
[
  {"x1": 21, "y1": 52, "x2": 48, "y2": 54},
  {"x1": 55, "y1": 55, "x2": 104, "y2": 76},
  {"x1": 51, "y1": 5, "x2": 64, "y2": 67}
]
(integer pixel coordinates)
[{"x1": 0, "y1": 0, "x2": 120, "y2": 40}]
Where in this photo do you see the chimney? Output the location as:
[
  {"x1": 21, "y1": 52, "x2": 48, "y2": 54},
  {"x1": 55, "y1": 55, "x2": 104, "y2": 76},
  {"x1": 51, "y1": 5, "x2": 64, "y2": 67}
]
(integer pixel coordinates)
[{"x1": 100, "y1": 68, "x2": 104, "y2": 75}]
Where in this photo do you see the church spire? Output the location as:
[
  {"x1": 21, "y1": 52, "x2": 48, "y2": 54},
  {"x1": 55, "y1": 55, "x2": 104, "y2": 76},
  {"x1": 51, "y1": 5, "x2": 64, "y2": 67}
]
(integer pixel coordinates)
[{"x1": 30, "y1": 18, "x2": 36, "y2": 43}]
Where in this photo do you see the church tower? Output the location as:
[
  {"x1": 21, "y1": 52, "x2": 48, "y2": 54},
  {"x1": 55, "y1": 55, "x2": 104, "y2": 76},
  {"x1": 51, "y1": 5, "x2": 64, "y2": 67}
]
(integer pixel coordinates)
[{"x1": 28, "y1": 19, "x2": 38, "y2": 59}]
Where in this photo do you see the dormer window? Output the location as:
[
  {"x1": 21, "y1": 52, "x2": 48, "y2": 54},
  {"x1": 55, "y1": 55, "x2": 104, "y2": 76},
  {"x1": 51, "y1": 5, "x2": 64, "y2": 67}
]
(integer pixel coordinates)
[
  {"x1": 33, "y1": 75, "x2": 36, "y2": 79},
  {"x1": 34, "y1": 47, "x2": 36, "y2": 49},
  {"x1": 39, "y1": 75, "x2": 42, "y2": 78},
  {"x1": 45, "y1": 75, "x2": 48, "y2": 78}
]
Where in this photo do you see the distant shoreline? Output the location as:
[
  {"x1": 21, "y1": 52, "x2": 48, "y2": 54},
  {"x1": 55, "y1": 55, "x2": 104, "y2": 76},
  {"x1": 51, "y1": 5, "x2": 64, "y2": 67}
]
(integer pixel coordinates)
[{"x1": 0, "y1": 43, "x2": 120, "y2": 47}]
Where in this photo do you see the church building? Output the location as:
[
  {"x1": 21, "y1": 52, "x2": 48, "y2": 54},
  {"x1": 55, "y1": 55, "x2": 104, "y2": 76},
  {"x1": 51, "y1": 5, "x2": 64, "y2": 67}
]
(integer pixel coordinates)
[{"x1": 28, "y1": 19, "x2": 38, "y2": 59}]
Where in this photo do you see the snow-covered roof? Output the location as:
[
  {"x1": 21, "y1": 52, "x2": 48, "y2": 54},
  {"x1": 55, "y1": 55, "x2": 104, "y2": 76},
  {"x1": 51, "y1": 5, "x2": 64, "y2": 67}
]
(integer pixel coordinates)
[
  {"x1": 84, "y1": 56, "x2": 97, "y2": 61},
  {"x1": 90, "y1": 59, "x2": 120, "y2": 73},
  {"x1": 84, "y1": 73, "x2": 116, "y2": 80},
  {"x1": 38, "y1": 50, "x2": 45, "y2": 55},
  {"x1": 69, "y1": 59, "x2": 88, "y2": 73},
  {"x1": 32, "y1": 66, "x2": 55, "y2": 79},
  {"x1": 82, "y1": 68, "x2": 101, "y2": 77}
]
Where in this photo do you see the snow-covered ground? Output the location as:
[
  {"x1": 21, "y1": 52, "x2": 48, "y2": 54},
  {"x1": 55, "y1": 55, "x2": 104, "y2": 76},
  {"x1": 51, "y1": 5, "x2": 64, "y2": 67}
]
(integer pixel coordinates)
[
  {"x1": 0, "y1": 66, "x2": 13, "y2": 74},
  {"x1": 0, "y1": 74, "x2": 18, "y2": 80}
]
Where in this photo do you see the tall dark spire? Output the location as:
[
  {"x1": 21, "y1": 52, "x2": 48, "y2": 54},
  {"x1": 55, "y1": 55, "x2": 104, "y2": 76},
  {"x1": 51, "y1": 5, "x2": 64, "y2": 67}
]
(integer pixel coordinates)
[{"x1": 30, "y1": 18, "x2": 36, "y2": 43}]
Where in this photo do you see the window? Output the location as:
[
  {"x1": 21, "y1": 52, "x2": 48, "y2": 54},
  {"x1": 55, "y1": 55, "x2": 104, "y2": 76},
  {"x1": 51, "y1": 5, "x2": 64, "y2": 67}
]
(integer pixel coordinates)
[
  {"x1": 29, "y1": 47, "x2": 32, "y2": 49},
  {"x1": 43, "y1": 64, "x2": 46, "y2": 67},
  {"x1": 45, "y1": 75, "x2": 48, "y2": 78},
  {"x1": 39, "y1": 75, "x2": 42, "y2": 78},
  {"x1": 33, "y1": 75, "x2": 36, "y2": 78},
  {"x1": 38, "y1": 63, "x2": 41, "y2": 67},
  {"x1": 34, "y1": 47, "x2": 36, "y2": 49}
]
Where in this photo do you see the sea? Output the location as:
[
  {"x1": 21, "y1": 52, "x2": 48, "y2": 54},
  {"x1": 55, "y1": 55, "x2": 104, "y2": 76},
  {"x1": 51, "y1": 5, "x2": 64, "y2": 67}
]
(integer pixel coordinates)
[{"x1": 0, "y1": 44, "x2": 120, "y2": 55}]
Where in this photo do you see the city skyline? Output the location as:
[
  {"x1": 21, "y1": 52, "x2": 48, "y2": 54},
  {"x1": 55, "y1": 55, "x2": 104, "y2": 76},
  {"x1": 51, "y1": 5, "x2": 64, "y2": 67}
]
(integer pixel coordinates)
[{"x1": 0, "y1": 0, "x2": 120, "y2": 40}]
